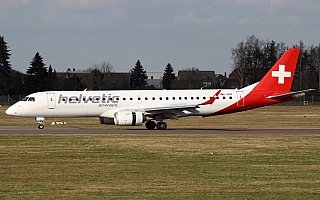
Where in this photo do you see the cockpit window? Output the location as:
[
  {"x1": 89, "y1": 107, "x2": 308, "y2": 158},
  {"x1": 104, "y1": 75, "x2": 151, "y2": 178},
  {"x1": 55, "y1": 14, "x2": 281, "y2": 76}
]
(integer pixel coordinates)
[
  {"x1": 22, "y1": 97, "x2": 29, "y2": 101},
  {"x1": 28, "y1": 97, "x2": 35, "y2": 102}
]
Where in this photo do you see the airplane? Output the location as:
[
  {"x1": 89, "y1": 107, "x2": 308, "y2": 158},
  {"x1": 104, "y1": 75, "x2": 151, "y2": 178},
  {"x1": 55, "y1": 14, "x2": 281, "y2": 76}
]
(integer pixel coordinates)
[{"x1": 5, "y1": 48, "x2": 314, "y2": 130}]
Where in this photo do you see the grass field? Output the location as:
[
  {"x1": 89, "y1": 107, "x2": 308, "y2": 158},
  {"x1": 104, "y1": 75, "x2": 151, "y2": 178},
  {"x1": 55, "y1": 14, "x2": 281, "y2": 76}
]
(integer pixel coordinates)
[{"x1": 0, "y1": 105, "x2": 320, "y2": 199}]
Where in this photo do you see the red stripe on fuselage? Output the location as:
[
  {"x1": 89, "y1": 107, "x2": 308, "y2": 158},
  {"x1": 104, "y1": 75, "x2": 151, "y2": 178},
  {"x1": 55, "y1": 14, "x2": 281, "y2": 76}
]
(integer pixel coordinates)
[{"x1": 203, "y1": 90, "x2": 294, "y2": 117}]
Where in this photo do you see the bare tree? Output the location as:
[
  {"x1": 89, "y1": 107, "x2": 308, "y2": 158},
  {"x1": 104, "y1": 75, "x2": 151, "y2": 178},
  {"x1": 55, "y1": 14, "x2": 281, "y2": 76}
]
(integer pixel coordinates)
[
  {"x1": 276, "y1": 42, "x2": 287, "y2": 58},
  {"x1": 86, "y1": 62, "x2": 114, "y2": 90},
  {"x1": 316, "y1": 45, "x2": 320, "y2": 92},
  {"x1": 86, "y1": 61, "x2": 113, "y2": 73},
  {"x1": 100, "y1": 61, "x2": 114, "y2": 74},
  {"x1": 231, "y1": 36, "x2": 289, "y2": 88},
  {"x1": 231, "y1": 42, "x2": 246, "y2": 88},
  {"x1": 309, "y1": 44, "x2": 320, "y2": 92}
]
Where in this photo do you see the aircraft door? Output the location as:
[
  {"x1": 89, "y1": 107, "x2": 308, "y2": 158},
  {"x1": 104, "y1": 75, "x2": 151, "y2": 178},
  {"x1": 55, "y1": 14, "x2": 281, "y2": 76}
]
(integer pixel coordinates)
[
  {"x1": 236, "y1": 91, "x2": 244, "y2": 107},
  {"x1": 47, "y1": 93, "x2": 56, "y2": 109}
]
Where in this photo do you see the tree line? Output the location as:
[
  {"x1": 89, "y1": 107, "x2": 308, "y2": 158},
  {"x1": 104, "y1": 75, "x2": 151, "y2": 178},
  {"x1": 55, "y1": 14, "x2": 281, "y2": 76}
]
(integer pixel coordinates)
[
  {"x1": 231, "y1": 35, "x2": 320, "y2": 91},
  {"x1": 0, "y1": 35, "x2": 176, "y2": 96},
  {"x1": 1, "y1": 34, "x2": 320, "y2": 96}
]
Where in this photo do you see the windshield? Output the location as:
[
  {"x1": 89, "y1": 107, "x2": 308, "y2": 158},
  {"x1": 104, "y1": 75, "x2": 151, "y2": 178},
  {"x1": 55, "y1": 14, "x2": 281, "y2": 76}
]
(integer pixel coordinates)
[
  {"x1": 28, "y1": 97, "x2": 35, "y2": 102},
  {"x1": 21, "y1": 97, "x2": 29, "y2": 101},
  {"x1": 21, "y1": 96, "x2": 35, "y2": 102}
]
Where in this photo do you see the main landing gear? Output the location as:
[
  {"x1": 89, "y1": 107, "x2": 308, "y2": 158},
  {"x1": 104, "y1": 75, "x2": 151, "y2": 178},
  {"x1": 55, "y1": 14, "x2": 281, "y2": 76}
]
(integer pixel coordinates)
[
  {"x1": 36, "y1": 117, "x2": 45, "y2": 129},
  {"x1": 145, "y1": 120, "x2": 167, "y2": 130}
]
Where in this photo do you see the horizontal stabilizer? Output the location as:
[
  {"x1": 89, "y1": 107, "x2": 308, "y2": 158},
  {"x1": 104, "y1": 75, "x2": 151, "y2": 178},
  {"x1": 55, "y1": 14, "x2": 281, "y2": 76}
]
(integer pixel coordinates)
[{"x1": 267, "y1": 89, "x2": 315, "y2": 100}]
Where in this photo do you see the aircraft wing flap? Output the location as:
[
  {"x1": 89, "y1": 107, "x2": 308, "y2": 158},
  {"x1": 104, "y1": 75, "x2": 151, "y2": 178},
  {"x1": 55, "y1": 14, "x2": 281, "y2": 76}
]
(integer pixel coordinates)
[
  {"x1": 145, "y1": 104, "x2": 199, "y2": 113},
  {"x1": 267, "y1": 89, "x2": 315, "y2": 100}
]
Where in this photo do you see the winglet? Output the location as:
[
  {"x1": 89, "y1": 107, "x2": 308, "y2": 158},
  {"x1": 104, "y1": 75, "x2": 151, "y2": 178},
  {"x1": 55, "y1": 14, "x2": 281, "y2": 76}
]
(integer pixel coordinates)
[{"x1": 200, "y1": 90, "x2": 221, "y2": 105}]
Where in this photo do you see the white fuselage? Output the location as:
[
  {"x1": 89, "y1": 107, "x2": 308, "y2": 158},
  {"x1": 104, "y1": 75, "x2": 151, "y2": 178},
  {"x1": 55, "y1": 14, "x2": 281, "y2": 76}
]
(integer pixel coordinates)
[{"x1": 5, "y1": 88, "x2": 251, "y2": 119}]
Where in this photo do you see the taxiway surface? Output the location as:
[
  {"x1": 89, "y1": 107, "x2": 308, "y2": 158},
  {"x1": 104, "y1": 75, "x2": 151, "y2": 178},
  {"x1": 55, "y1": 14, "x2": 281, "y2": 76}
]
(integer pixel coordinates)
[{"x1": 0, "y1": 127, "x2": 319, "y2": 135}]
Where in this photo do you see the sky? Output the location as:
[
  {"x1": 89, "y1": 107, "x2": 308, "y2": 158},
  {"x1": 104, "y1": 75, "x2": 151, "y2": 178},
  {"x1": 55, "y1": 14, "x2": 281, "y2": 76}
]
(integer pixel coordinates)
[{"x1": 1, "y1": 0, "x2": 320, "y2": 74}]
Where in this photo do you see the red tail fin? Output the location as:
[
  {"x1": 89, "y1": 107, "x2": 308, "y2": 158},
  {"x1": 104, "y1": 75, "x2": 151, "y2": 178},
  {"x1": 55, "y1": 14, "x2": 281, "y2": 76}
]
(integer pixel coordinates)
[{"x1": 253, "y1": 48, "x2": 300, "y2": 93}]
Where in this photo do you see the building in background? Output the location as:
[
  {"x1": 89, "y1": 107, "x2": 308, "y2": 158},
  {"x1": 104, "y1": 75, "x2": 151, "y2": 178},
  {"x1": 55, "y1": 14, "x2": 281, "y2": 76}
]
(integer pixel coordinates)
[{"x1": 146, "y1": 72, "x2": 163, "y2": 89}]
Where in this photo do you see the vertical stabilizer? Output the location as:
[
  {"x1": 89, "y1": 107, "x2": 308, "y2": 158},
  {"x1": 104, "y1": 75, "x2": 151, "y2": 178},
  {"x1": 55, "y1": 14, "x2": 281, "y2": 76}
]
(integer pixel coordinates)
[{"x1": 253, "y1": 48, "x2": 300, "y2": 93}]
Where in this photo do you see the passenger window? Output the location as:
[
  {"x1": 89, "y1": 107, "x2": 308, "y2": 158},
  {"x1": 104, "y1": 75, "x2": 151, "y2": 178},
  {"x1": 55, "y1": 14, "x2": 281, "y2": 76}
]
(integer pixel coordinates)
[
  {"x1": 166, "y1": 97, "x2": 169, "y2": 100},
  {"x1": 184, "y1": 97, "x2": 187, "y2": 100},
  {"x1": 223, "y1": 96, "x2": 226, "y2": 99},
  {"x1": 179, "y1": 97, "x2": 182, "y2": 100},
  {"x1": 130, "y1": 97, "x2": 133, "y2": 100},
  {"x1": 152, "y1": 97, "x2": 155, "y2": 100},
  {"x1": 172, "y1": 97, "x2": 175, "y2": 100},
  {"x1": 138, "y1": 97, "x2": 141, "y2": 100},
  {"x1": 203, "y1": 97, "x2": 206, "y2": 100},
  {"x1": 159, "y1": 97, "x2": 162, "y2": 100},
  {"x1": 145, "y1": 97, "x2": 148, "y2": 100},
  {"x1": 229, "y1": 96, "x2": 232, "y2": 99},
  {"x1": 196, "y1": 97, "x2": 199, "y2": 100},
  {"x1": 123, "y1": 98, "x2": 126, "y2": 101},
  {"x1": 191, "y1": 97, "x2": 194, "y2": 100}
]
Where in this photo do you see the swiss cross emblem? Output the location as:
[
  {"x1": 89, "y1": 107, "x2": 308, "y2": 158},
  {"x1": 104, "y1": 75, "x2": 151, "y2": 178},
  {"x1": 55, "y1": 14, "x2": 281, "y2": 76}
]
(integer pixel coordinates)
[{"x1": 271, "y1": 65, "x2": 291, "y2": 84}]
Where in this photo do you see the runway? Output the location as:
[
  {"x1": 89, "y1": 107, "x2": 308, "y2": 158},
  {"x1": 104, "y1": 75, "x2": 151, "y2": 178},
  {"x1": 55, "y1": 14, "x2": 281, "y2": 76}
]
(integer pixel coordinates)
[{"x1": 0, "y1": 126, "x2": 319, "y2": 135}]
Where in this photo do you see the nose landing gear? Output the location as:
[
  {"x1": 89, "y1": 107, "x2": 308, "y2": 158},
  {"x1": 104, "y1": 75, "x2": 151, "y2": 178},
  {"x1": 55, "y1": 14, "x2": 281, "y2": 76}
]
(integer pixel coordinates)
[{"x1": 36, "y1": 117, "x2": 45, "y2": 129}]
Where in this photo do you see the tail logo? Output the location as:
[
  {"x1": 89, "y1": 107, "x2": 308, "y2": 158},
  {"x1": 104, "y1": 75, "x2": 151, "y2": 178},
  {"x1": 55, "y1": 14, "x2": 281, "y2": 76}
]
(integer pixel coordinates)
[{"x1": 272, "y1": 64, "x2": 291, "y2": 84}]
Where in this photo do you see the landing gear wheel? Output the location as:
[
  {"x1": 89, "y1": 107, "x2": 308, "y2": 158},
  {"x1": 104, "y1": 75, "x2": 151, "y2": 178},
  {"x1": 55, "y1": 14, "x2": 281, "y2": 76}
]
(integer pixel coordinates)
[
  {"x1": 145, "y1": 121, "x2": 156, "y2": 130},
  {"x1": 36, "y1": 117, "x2": 45, "y2": 130},
  {"x1": 156, "y1": 122, "x2": 167, "y2": 130}
]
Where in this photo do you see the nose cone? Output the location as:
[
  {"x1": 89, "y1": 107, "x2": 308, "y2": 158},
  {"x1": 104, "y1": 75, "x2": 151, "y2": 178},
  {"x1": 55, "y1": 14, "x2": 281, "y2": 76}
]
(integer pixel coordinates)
[{"x1": 5, "y1": 105, "x2": 18, "y2": 116}]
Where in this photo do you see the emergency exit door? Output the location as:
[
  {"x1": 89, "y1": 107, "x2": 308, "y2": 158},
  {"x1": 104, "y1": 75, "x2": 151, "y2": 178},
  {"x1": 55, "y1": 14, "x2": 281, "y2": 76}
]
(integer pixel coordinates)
[
  {"x1": 236, "y1": 91, "x2": 244, "y2": 107},
  {"x1": 47, "y1": 93, "x2": 56, "y2": 109}
]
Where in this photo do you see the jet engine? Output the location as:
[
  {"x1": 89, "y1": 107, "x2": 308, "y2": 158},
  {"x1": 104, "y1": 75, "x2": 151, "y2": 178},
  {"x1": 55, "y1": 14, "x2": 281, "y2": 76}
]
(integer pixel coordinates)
[{"x1": 114, "y1": 111, "x2": 145, "y2": 126}]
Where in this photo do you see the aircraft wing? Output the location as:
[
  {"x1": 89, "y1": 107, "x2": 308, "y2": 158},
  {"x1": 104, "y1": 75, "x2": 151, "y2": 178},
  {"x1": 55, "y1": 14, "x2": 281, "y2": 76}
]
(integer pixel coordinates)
[
  {"x1": 139, "y1": 104, "x2": 200, "y2": 119},
  {"x1": 267, "y1": 89, "x2": 315, "y2": 100},
  {"x1": 100, "y1": 104, "x2": 200, "y2": 119},
  {"x1": 142, "y1": 91, "x2": 222, "y2": 119}
]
